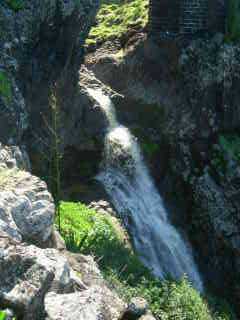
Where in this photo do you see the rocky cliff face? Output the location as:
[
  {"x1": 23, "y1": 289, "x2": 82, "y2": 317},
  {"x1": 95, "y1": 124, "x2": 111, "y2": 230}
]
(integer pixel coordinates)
[
  {"x1": 0, "y1": 0, "x2": 105, "y2": 179},
  {"x1": 1, "y1": 0, "x2": 240, "y2": 316},
  {"x1": 86, "y1": 34, "x2": 240, "y2": 309}
]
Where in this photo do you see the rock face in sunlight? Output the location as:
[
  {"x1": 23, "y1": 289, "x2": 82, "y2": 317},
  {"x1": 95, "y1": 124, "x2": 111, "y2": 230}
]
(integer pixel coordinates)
[
  {"x1": 0, "y1": 143, "x2": 128, "y2": 319},
  {"x1": 45, "y1": 286, "x2": 125, "y2": 320}
]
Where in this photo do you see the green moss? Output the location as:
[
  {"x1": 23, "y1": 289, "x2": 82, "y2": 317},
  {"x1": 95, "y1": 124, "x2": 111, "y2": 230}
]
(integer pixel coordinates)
[
  {"x1": 0, "y1": 71, "x2": 12, "y2": 104},
  {"x1": 226, "y1": 0, "x2": 240, "y2": 42},
  {"x1": 86, "y1": 0, "x2": 148, "y2": 45},
  {"x1": 5, "y1": 0, "x2": 24, "y2": 11},
  {"x1": 59, "y1": 201, "x2": 235, "y2": 320}
]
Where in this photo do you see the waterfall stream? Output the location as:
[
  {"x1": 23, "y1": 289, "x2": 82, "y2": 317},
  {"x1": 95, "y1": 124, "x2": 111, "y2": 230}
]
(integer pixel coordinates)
[{"x1": 88, "y1": 88, "x2": 203, "y2": 291}]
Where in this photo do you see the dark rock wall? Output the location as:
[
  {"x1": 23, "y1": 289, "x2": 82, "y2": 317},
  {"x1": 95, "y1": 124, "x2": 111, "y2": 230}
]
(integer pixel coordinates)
[
  {"x1": 149, "y1": 0, "x2": 180, "y2": 37},
  {"x1": 149, "y1": 0, "x2": 226, "y2": 38},
  {"x1": 0, "y1": 0, "x2": 100, "y2": 178},
  {"x1": 180, "y1": 0, "x2": 209, "y2": 34}
]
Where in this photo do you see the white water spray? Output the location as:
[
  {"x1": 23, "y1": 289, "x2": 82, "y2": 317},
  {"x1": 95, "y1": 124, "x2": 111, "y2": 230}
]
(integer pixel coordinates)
[{"x1": 88, "y1": 88, "x2": 203, "y2": 291}]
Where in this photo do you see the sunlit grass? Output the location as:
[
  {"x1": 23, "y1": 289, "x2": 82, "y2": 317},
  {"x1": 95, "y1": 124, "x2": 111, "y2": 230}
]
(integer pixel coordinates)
[{"x1": 86, "y1": 0, "x2": 149, "y2": 45}]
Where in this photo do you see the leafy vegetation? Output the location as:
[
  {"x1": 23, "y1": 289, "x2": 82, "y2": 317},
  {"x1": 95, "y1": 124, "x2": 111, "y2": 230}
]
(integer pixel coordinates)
[
  {"x1": 0, "y1": 311, "x2": 6, "y2": 320},
  {"x1": 226, "y1": 0, "x2": 240, "y2": 42},
  {"x1": 0, "y1": 310, "x2": 16, "y2": 320},
  {"x1": 211, "y1": 134, "x2": 240, "y2": 173},
  {"x1": 86, "y1": 0, "x2": 148, "y2": 46},
  {"x1": 59, "y1": 201, "x2": 235, "y2": 320},
  {"x1": 0, "y1": 71, "x2": 12, "y2": 104},
  {"x1": 5, "y1": 0, "x2": 24, "y2": 11},
  {"x1": 219, "y1": 134, "x2": 240, "y2": 164},
  {"x1": 142, "y1": 141, "x2": 159, "y2": 158}
]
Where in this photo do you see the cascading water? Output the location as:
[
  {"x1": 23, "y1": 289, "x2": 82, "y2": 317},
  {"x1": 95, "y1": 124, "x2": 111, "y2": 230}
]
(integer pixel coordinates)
[{"x1": 88, "y1": 88, "x2": 203, "y2": 291}]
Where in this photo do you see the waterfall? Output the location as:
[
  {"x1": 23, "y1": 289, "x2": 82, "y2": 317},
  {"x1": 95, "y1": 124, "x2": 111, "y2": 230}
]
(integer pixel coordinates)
[{"x1": 88, "y1": 88, "x2": 203, "y2": 291}]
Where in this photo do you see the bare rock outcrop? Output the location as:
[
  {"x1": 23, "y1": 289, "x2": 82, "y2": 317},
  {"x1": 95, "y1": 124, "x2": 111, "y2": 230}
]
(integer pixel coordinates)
[
  {"x1": 45, "y1": 285, "x2": 126, "y2": 320},
  {"x1": 0, "y1": 143, "x2": 127, "y2": 319}
]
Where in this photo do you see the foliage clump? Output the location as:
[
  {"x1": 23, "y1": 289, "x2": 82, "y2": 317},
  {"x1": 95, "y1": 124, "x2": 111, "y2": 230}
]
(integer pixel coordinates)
[
  {"x1": 0, "y1": 310, "x2": 16, "y2": 320},
  {"x1": 211, "y1": 134, "x2": 240, "y2": 173},
  {"x1": 59, "y1": 201, "x2": 235, "y2": 320},
  {"x1": 86, "y1": 0, "x2": 148, "y2": 45},
  {"x1": 5, "y1": 0, "x2": 24, "y2": 11},
  {"x1": 0, "y1": 311, "x2": 6, "y2": 320},
  {"x1": 226, "y1": 0, "x2": 240, "y2": 42},
  {"x1": 0, "y1": 71, "x2": 12, "y2": 104}
]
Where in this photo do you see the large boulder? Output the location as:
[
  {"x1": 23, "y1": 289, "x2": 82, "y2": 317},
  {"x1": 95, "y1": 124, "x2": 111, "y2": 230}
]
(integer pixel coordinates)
[
  {"x1": 0, "y1": 169, "x2": 55, "y2": 245},
  {"x1": 0, "y1": 238, "x2": 85, "y2": 320},
  {"x1": 45, "y1": 285, "x2": 126, "y2": 320},
  {"x1": 0, "y1": 143, "x2": 54, "y2": 245}
]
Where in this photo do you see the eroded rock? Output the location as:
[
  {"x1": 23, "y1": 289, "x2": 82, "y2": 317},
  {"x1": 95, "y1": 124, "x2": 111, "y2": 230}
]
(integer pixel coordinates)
[
  {"x1": 0, "y1": 238, "x2": 86, "y2": 319},
  {"x1": 45, "y1": 285, "x2": 126, "y2": 320},
  {"x1": 124, "y1": 297, "x2": 148, "y2": 320},
  {"x1": 0, "y1": 170, "x2": 54, "y2": 244}
]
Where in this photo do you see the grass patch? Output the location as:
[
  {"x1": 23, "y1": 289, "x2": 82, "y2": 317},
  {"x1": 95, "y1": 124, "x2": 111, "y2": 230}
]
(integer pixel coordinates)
[
  {"x1": 0, "y1": 71, "x2": 12, "y2": 104},
  {"x1": 59, "y1": 201, "x2": 235, "y2": 320},
  {"x1": 86, "y1": 0, "x2": 148, "y2": 46}
]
